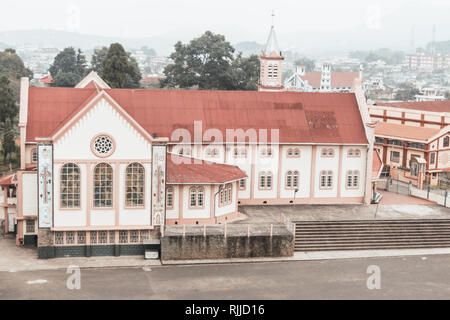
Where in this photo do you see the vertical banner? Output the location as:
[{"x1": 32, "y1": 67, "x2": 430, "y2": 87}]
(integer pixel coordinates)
[
  {"x1": 151, "y1": 145, "x2": 167, "y2": 226},
  {"x1": 38, "y1": 144, "x2": 53, "y2": 228}
]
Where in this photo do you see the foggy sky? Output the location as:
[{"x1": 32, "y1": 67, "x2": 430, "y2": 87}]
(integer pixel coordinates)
[{"x1": 1, "y1": 0, "x2": 449, "y2": 50}]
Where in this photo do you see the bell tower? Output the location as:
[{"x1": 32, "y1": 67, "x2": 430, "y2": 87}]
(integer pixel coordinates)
[{"x1": 258, "y1": 12, "x2": 284, "y2": 92}]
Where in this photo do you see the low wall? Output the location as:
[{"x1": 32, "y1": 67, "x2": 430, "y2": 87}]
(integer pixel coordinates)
[{"x1": 161, "y1": 224, "x2": 294, "y2": 261}]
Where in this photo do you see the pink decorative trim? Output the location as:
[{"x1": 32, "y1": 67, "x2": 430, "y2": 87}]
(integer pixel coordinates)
[
  {"x1": 239, "y1": 197, "x2": 364, "y2": 205},
  {"x1": 347, "y1": 148, "x2": 361, "y2": 158}
]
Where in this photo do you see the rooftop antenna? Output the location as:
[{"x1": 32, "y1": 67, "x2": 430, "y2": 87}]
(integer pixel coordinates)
[{"x1": 432, "y1": 24, "x2": 436, "y2": 55}]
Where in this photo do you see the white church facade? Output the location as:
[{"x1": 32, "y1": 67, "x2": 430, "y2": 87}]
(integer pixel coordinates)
[{"x1": 3, "y1": 25, "x2": 377, "y2": 258}]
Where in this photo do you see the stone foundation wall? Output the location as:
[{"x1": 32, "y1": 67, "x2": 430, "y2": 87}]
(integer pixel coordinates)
[
  {"x1": 161, "y1": 229, "x2": 294, "y2": 261},
  {"x1": 37, "y1": 228, "x2": 160, "y2": 259}
]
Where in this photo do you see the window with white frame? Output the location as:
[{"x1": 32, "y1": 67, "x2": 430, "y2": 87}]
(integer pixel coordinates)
[
  {"x1": 444, "y1": 136, "x2": 449, "y2": 148},
  {"x1": 390, "y1": 151, "x2": 400, "y2": 163},
  {"x1": 239, "y1": 179, "x2": 246, "y2": 190},
  {"x1": 321, "y1": 148, "x2": 334, "y2": 157},
  {"x1": 219, "y1": 184, "x2": 233, "y2": 206},
  {"x1": 178, "y1": 147, "x2": 191, "y2": 156},
  {"x1": 189, "y1": 187, "x2": 204, "y2": 208},
  {"x1": 206, "y1": 147, "x2": 219, "y2": 157},
  {"x1": 125, "y1": 163, "x2": 145, "y2": 207},
  {"x1": 260, "y1": 147, "x2": 273, "y2": 157},
  {"x1": 93, "y1": 163, "x2": 113, "y2": 207},
  {"x1": 259, "y1": 171, "x2": 273, "y2": 189},
  {"x1": 31, "y1": 148, "x2": 38, "y2": 163},
  {"x1": 26, "y1": 220, "x2": 35, "y2": 233},
  {"x1": 287, "y1": 148, "x2": 300, "y2": 157},
  {"x1": 60, "y1": 163, "x2": 81, "y2": 208},
  {"x1": 286, "y1": 171, "x2": 299, "y2": 189},
  {"x1": 320, "y1": 170, "x2": 333, "y2": 189},
  {"x1": 166, "y1": 187, "x2": 173, "y2": 208},
  {"x1": 346, "y1": 170, "x2": 359, "y2": 189},
  {"x1": 233, "y1": 147, "x2": 247, "y2": 158},
  {"x1": 347, "y1": 149, "x2": 361, "y2": 157}
]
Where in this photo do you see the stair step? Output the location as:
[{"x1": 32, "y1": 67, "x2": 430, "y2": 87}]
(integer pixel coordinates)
[{"x1": 294, "y1": 244, "x2": 450, "y2": 251}]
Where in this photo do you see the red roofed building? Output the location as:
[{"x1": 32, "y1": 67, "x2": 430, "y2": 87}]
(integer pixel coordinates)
[{"x1": 13, "y1": 68, "x2": 374, "y2": 257}]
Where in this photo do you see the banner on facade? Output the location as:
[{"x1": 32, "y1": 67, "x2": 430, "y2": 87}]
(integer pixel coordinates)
[
  {"x1": 151, "y1": 145, "x2": 167, "y2": 226},
  {"x1": 38, "y1": 144, "x2": 53, "y2": 228}
]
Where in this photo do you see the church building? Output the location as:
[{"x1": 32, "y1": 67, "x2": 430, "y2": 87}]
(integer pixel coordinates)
[{"x1": 6, "y1": 24, "x2": 376, "y2": 258}]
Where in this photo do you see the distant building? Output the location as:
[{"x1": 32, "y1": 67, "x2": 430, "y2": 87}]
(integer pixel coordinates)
[
  {"x1": 415, "y1": 87, "x2": 445, "y2": 102},
  {"x1": 284, "y1": 64, "x2": 362, "y2": 93},
  {"x1": 403, "y1": 53, "x2": 450, "y2": 72}
]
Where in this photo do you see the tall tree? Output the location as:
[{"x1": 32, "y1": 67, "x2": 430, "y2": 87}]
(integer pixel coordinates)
[
  {"x1": 0, "y1": 48, "x2": 33, "y2": 102},
  {"x1": 230, "y1": 53, "x2": 260, "y2": 90},
  {"x1": 102, "y1": 43, "x2": 142, "y2": 88},
  {"x1": 0, "y1": 76, "x2": 18, "y2": 163},
  {"x1": 161, "y1": 31, "x2": 236, "y2": 90},
  {"x1": 49, "y1": 47, "x2": 88, "y2": 87},
  {"x1": 91, "y1": 46, "x2": 109, "y2": 75}
]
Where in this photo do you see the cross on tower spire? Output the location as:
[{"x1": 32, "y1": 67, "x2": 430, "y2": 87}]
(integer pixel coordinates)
[{"x1": 271, "y1": 10, "x2": 275, "y2": 27}]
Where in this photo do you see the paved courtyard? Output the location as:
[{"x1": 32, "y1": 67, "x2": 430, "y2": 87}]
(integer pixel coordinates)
[{"x1": 235, "y1": 191, "x2": 450, "y2": 224}]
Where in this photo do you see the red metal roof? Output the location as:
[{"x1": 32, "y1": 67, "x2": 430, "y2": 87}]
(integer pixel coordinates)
[
  {"x1": 39, "y1": 75, "x2": 53, "y2": 84},
  {"x1": 166, "y1": 154, "x2": 247, "y2": 184},
  {"x1": 375, "y1": 122, "x2": 440, "y2": 142},
  {"x1": 0, "y1": 173, "x2": 16, "y2": 186},
  {"x1": 300, "y1": 72, "x2": 359, "y2": 88},
  {"x1": 26, "y1": 87, "x2": 368, "y2": 144},
  {"x1": 375, "y1": 100, "x2": 450, "y2": 113}
]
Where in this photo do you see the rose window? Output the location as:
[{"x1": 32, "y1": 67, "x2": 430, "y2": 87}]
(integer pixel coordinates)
[{"x1": 92, "y1": 135, "x2": 114, "y2": 157}]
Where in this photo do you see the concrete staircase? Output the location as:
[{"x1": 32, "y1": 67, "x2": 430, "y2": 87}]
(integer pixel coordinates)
[{"x1": 294, "y1": 219, "x2": 450, "y2": 251}]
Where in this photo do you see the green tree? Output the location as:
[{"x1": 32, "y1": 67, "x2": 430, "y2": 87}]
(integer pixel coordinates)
[
  {"x1": 230, "y1": 53, "x2": 260, "y2": 90},
  {"x1": 102, "y1": 43, "x2": 142, "y2": 88},
  {"x1": 394, "y1": 83, "x2": 420, "y2": 101},
  {"x1": 161, "y1": 31, "x2": 236, "y2": 90},
  {"x1": 294, "y1": 57, "x2": 315, "y2": 72},
  {"x1": 53, "y1": 72, "x2": 82, "y2": 87},
  {"x1": 0, "y1": 48, "x2": 33, "y2": 102},
  {"x1": 49, "y1": 47, "x2": 88, "y2": 87},
  {"x1": 0, "y1": 76, "x2": 18, "y2": 163},
  {"x1": 91, "y1": 46, "x2": 109, "y2": 75}
]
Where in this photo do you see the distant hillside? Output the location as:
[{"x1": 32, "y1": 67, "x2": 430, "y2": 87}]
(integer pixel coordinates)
[
  {"x1": 234, "y1": 41, "x2": 264, "y2": 56},
  {"x1": 0, "y1": 29, "x2": 176, "y2": 54}
]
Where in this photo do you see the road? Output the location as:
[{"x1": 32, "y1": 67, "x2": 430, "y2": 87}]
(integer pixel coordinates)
[{"x1": 2, "y1": 254, "x2": 450, "y2": 299}]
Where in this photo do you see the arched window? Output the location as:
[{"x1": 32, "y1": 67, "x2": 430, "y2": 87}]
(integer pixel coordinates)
[
  {"x1": 260, "y1": 147, "x2": 273, "y2": 157},
  {"x1": 346, "y1": 170, "x2": 360, "y2": 189},
  {"x1": 259, "y1": 171, "x2": 273, "y2": 189},
  {"x1": 125, "y1": 163, "x2": 145, "y2": 207},
  {"x1": 60, "y1": 163, "x2": 81, "y2": 208},
  {"x1": 287, "y1": 148, "x2": 300, "y2": 158},
  {"x1": 207, "y1": 147, "x2": 219, "y2": 157},
  {"x1": 286, "y1": 171, "x2": 299, "y2": 189},
  {"x1": 219, "y1": 183, "x2": 233, "y2": 206},
  {"x1": 348, "y1": 149, "x2": 361, "y2": 157},
  {"x1": 189, "y1": 187, "x2": 204, "y2": 208},
  {"x1": 320, "y1": 170, "x2": 333, "y2": 189},
  {"x1": 31, "y1": 148, "x2": 38, "y2": 163},
  {"x1": 166, "y1": 187, "x2": 173, "y2": 209},
  {"x1": 93, "y1": 163, "x2": 113, "y2": 207},
  {"x1": 444, "y1": 136, "x2": 450, "y2": 148},
  {"x1": 233, "y1": 147, "x2": 247, "y2": 158},
  {"x1": 239, "y1": 179, "x2": 246, "y2": 190},
  {"x1": 321, "y1": 148, "x2": 335, "y2": 157}
]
